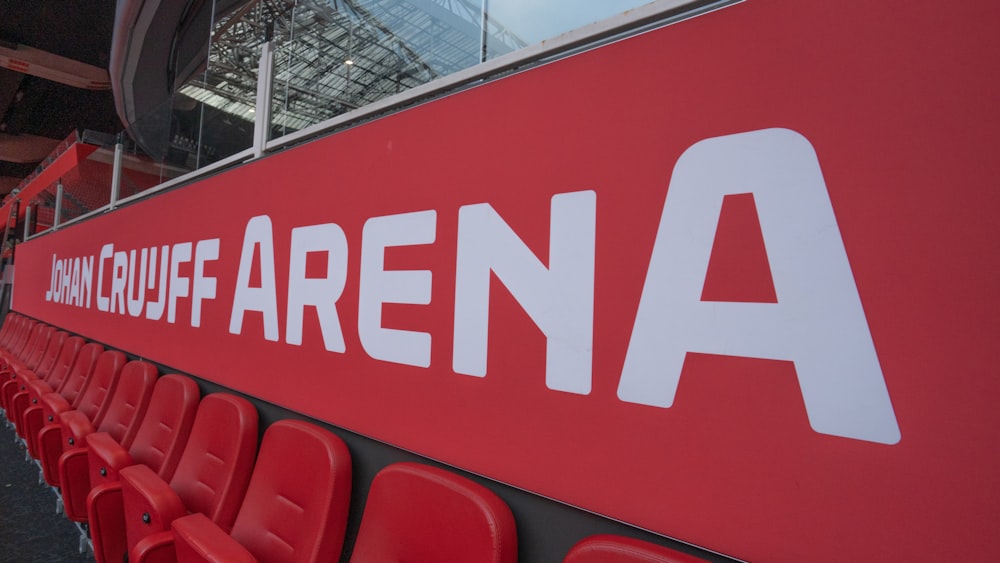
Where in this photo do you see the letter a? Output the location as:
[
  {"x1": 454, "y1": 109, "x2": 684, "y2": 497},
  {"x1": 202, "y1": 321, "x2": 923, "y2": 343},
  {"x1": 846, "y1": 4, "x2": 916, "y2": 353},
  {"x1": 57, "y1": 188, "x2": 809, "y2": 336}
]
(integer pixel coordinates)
[
  {"x1": 230, "y1": 215, "x2": 279, "y2": 341},
  {"x1": 619, "y1": 128, "x2": 900, "y2": 444}
]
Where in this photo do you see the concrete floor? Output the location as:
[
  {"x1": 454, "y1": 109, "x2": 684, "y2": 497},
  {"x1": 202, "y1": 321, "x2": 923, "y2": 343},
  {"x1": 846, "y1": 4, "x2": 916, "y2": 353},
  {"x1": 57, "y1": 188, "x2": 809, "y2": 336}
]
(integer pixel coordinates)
[{"x1": 0, "y1": 419, "x2": 92, "y2": 563}]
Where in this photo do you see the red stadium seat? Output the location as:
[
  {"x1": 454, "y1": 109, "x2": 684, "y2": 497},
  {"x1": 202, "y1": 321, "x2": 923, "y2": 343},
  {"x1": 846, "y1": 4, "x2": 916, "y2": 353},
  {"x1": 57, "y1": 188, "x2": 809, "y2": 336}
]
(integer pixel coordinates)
[
  {"x1": 23, "y1": 329, "x2": 67, "y2": 381},
  {"x1": 12, "y1": 340, "x2": 98, "y2": 440},
  {"x1": 76, "y1": 374, "x2": 199, "y2": 526},
  {"x1": 53, "y1": 361, "x2": 157, "y2": 518},
  {"x1": 5, "y1": 315, "x2": 27, "y2": 346},
  {"x1": 164, "y1": 420, "x2": 352, "y2": 563},
  {"x1": 2, "y1": 323, "x2": 54, "y2": 375},
  {"x1": 0, "y1": 313, "x2": 21, "y2": 349},
  {"x1": 91, "y1": 393, "x2": 257, "y2": 563},
  {"x1": 33, "y1": 351, "x2": 131, "y2": 483},
  {"x1": 86, "y1": 375, "x2": 202, "y2": 562},
  {"x1": 2, "y1": 317, "x2": 36, "y2": 358},
  {"x1": 0, "y1": 328, "x2": 65, "y2": 413},
  {"x1": 0, "y1": 323, "x2": 54, "y2": 413},
  {"x1": 350, "y1": 462, "x2": 518, "y2": 563},
  {"x1": 564, "y1": 535, "x2": 709, "y2": 563},
  {"x1": 2, "y1": 333, "x2": 81, "y2": 419},
  {"x1": 6, "y1": 314, "x2": 30, "y2": 345},
  {"x1": 121, "y1": 393, "x2": 258, "y2": 563},
  {"x1": 0, "y1": 319, "x2": 42, "y2": 370},
  {"x1": 87, "y1": 374, "x2": 201, "y2": 491}
]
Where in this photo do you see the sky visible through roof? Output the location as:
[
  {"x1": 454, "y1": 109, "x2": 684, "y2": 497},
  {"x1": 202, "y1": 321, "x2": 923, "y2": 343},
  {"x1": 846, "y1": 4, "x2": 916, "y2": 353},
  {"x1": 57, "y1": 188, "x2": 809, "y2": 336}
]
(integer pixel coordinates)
[{"x1": 486, "y1": 0, "x2": 653, "y2": 44}]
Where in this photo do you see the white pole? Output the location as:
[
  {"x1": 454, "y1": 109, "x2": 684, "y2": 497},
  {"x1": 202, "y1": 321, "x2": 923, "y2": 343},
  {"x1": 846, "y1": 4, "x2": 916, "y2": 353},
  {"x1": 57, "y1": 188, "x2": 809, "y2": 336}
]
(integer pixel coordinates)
[{"x1": 110, "y1": 141, "x2": 123, "y2": 210}]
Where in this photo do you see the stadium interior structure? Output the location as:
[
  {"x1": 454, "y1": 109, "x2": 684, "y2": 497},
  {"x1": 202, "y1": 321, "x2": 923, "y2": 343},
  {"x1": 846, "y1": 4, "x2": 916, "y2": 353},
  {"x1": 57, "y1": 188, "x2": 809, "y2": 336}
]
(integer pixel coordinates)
[
  {"x1": 1, "y1": 0, "x2": 998, "y2": 562},
  {"x1": 1, "y1": 1, "x2": 735, "y2": 561}
]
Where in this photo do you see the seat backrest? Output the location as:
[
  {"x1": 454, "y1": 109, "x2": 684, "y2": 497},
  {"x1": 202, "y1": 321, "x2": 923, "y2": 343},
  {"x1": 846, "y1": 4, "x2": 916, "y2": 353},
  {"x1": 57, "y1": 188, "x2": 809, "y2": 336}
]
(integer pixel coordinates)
[
  {"x1": 12, "y1": 319, "x2": 39, "y2": 356},
  {"x1": 43, "y1": 335, "x2": 85, "y2": 388},
  {"x1": 24, "y1": 325, "x2": 55, "y2": 370},
  {"x1": 95, "y1": 360, "x2": 158, "y2": 449},
  {"x1": 230, "y1": 420, "x2": 351, "y2": 563},
  {"x1": 564, "y1": 535, "x2": 708, "y2": 563},
  {"x1": 72, "y1": 350, "x2": 127, "y2": 425},
  {"x1": 129, "y1": 374, "x2": 200, "y2": 480},
  {"x1": 0, "y1": 313, "x2": 19, "y2": 348},
  {"x1": 13, "y1": 316, "x2": 31, "y2": 345},
  {"x1": 33, "y1": 330, "x2": 68, "y2": 379},
  {"x1": 54, "y1": 342, "x2": 103, "y2": 405},
  {"x1": 350, "y1": 462, "x2": 517, "y2": 563},
  {"x1": 3, "y1": 315, "x2": 27, "y2": 352},
  {"x1": 170, "y1": 393, "x2": 258, "y2": 532},
  {"x1": 1, "y1": 314, "x2": 23, "y2": 349}
]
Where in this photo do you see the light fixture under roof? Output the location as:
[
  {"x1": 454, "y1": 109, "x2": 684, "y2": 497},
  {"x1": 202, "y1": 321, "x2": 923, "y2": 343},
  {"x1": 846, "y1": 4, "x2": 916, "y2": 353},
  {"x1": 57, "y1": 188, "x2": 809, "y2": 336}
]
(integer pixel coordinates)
[{"x1": 344, "y1": 59, "x2": 354, "y2": 66}]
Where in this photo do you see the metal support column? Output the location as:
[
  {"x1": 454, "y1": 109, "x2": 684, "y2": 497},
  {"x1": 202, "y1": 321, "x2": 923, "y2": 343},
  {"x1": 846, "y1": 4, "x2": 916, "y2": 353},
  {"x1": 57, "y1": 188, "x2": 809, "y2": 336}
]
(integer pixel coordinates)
[
  {"x1": 253, "y1": 30, "x2": 275, "y2": 159},
  {"x1": 110, "y1": 140, "x2": 124, "y2": 210},
  {"x1": 54, "y1": 181, "x2": 63, "y2": 228}
]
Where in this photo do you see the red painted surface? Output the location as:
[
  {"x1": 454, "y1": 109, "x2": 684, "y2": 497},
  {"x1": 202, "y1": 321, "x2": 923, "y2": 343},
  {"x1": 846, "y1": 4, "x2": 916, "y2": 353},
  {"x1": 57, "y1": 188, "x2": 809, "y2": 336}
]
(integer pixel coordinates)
[
  {"x1": 0, "y1": 141, "x2": 99, "y2": 221},
  {"x1": 10, "y1": 1, "x2": 1000, "y2": 561}
]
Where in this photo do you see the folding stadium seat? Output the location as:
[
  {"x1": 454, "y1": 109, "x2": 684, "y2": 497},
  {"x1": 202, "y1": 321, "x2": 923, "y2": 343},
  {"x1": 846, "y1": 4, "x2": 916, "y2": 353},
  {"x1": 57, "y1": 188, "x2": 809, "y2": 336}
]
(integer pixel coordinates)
[
  {"x1": 0, "y1": 312, "x2": 22, "y2": 349},
  {"x1": 0, "y1": 315, "x2": 18, "y2": 390},
  {"x1": 90, "y1": 392, "x2": 257, "y2": 563},
  {"x1": 9, "y1": 340, "x2": 98, "y2": 439},
  {"x1": 0, "y1": 322, "x2": 53, "y2": 375},
  {"x1": 136, "y1": 419, "x2": 352, "y2": 563},
  {"x1": 34, "y1": 352, "x2": 136, "y2": 483},
  {"x1": 12, "y1": 317, "x2": 36, "y2": 347},
  {"x1": 25, "y1": 330, "x2": 67, "y2": 381},
  {"x1": 349, "y1": 462, "x2": 518, "y2": 563},
  {"x1": 0, "y1": 317, "x2": 38, "y2": 368},
  {"x1": 20, "y1": 324, "x2": 56, "y2": 371},
  {"x1": 5, "y1": 312, "x2": 27, "y2": 338},
  {"x1": 0, "y1": 315, "x2": 15, "y2": 351},
  {"x1": 11, "y1": 317, "x2": 38, "y2": 348},
  {"x1": 1, "y1": 323, "x2": 53, "y2": 408},
  {"x1": 3, "y1": 333, "x2": 82, "y2": 426},
  {"x1": 0, "y1": 311, "x2": 15, "y2": 336},
  {"x1": 23, "y1": 348, "x2": 122, "y2": 460},
  {"x1": 51, "y1": 361, "x2": 156, "y2": 515},
  {"x1": 63, "y1": 374, "x2": 198, "y2": 525},
  {"x1": 40, "y1": 358, "x2": 154, "y2": 488},
  {"x1": 0, "y1": 329, "x2": 66, "y2": 413},
  {"x1": 27, "y1": 342, "x2": 103, "y2": 414},
  {"x1": 563, "y1": 535, "x2": 709, "y2": 563}
]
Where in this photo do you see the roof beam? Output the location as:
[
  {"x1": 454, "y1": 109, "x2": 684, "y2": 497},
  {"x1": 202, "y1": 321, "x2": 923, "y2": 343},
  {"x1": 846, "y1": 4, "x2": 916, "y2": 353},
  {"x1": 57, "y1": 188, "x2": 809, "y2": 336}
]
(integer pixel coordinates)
[
  {"x1": 0, "y1": 43, "x2": 111, "y2": 90},
  {"x1": 0, "y1": 133, "x2": 61, "y2": 163}
]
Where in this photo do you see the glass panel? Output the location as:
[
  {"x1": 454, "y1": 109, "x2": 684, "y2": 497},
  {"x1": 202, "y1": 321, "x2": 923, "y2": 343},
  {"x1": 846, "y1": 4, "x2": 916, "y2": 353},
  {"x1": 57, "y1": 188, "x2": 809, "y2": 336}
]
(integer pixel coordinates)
[
  {"x1": 172, "y1": 1, "x2": 261, "y2": 169},
  {"x1": 484, "y1": 0, "x2": 655, "y2": 50},
  {"x1": 265, "y1": 0, "x2": 656, "y2": 138},
  {"x1": 122, "y1": 96, "x2": 188, "y2": 189},
  {"x1": 125, "y1": 0, "x2": 262, "y2": 183},
  {"x1": 269, "y1": 0, "x2": 524, "y2": 138},
  {"x1": 31, "y1": 180, "x2": 58, "y2": 233},
  {"x1": 57, "y1": 145, "x2": 115, "y2": 222},
  {"x1": 18, "y1": 132, "x2": 110, "y2": 230}
]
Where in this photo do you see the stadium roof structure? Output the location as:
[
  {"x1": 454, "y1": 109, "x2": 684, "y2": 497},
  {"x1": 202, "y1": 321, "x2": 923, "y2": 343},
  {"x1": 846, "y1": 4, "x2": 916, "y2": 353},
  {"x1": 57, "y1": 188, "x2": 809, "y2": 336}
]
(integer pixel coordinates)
[
  {"x1": 1, "y1": 0, "x2": 533, "y2": 220},
  {"x1": 0, "y1": 1, "x2": 119, "y2": 198},
  {"x1": 195, "y1": 0, "x2": 527, "y2": 133}
]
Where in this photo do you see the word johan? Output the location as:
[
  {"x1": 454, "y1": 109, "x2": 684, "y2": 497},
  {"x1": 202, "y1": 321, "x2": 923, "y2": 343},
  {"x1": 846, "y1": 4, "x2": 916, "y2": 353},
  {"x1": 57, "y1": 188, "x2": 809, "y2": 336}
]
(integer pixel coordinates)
[{"x1": 42, "y1": 129, "x2": 900, "y2": 445}]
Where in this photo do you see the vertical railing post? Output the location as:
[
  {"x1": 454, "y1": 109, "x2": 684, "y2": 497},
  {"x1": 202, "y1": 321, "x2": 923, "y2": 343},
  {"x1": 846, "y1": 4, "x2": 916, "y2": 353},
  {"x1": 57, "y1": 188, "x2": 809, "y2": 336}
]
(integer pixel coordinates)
[
  {"x1": 480, "y1": 0, "x2": 489, "y2": 62},
  {"x1": 253, "y1": 25, "x2": 275, "y2": 158},
  {"x1": 110, "y1": 138, "x2": 124, "y2": 210},
  {"x1": 23, "y1": 205, "x2": 31, "y2": 239},
  {"x1": 54, "y1": 181, "x2": 63, "y2": 229}
]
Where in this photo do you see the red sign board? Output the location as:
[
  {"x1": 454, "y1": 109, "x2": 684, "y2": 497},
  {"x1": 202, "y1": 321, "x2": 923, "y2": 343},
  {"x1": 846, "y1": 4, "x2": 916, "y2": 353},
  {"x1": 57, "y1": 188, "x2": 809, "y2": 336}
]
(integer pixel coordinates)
[{"x1": 12, "y1": 1, "x2": 1000, "y2": 561}]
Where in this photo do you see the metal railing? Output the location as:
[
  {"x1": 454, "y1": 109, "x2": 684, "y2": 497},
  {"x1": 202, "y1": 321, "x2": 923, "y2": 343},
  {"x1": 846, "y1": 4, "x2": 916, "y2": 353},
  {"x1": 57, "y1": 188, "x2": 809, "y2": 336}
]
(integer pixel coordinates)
[{"x1": 19, "y1": 0, "x2": 736, "y2": 241}]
